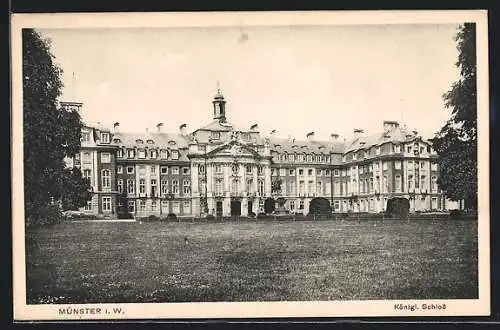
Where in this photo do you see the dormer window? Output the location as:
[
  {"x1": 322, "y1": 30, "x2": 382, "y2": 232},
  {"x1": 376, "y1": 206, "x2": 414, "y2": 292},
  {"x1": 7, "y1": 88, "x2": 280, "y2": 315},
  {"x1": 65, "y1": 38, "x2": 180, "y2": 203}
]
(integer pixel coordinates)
[
  {"x1": 147, "y1": 139, "x2": 155, "y2": 144},
  {"x1": 136, "y1": 139, "x2": 144, "y2": 144},
  {"x1": 168, "y1": 140, "x2": 177, "y2": 146},
  {"x1": 376, "y1": 146, "x2": 381, "y2": 155},
  {"x1": 81, "y1": 131, "x2": 90, "y2": 142},
  {"x1": 160, "y1": 149, "x2": 168, "y2": 159},
  {"x1": 117, "y1": 149, "x2": 123, "y2": 158},
  {"x1": 113, "y1": 138, "x2": 121, "y2": 143},
  {"x1": 394, "y1": 144, "x2": 401, "y2": 153},
  {"x1": 171, "y1": 150, "x2": 179, "y2": 160},
  {"x1": 150, "y1": 149, "x2": 157, "y2": 159},
  {"x1": 138, "y1": 149, "x2": 146, "y2": 159},
  {"x1": 101, "y1": 133, "x2": 110, "y2": 143},
  {"x1": 127, "y1": 149, "x2": 135, "y2": 158},
  {"x1": 211, "y1": 132, "x2": 220, "y2": 140}
]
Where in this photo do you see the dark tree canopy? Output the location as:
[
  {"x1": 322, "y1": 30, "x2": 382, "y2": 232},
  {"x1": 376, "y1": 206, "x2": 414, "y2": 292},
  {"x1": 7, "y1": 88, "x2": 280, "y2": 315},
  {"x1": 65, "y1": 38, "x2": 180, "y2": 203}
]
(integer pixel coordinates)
[
  {"x1": 431, "y1": 23, "x2": 477, "y2": 209},
  {"x1": 308, "y1": 197, "x2": 332, "y2": 219},
  {"x1": 386, "y1": 198, "x2": 410, "y2": 220},
  {"x1": 23, "y1": 29, "x2": 91, "y2": 226},
  {"x1": 264, "y1": 198, "x2": 275, "y2": 214}
]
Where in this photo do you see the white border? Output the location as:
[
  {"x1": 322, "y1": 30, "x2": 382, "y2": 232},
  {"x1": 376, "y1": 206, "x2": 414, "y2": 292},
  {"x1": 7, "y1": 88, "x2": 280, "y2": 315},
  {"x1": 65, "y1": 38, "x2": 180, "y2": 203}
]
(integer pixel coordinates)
[{"x1": 11, "y1": 10, "x2": 490, "y2": 320}]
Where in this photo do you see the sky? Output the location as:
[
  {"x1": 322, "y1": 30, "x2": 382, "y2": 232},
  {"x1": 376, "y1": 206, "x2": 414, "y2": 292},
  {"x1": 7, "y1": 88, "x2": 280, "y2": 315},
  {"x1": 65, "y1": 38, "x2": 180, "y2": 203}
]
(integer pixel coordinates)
[{"x1": 38, "y1": 23, "x2": 461, "y2": 141}]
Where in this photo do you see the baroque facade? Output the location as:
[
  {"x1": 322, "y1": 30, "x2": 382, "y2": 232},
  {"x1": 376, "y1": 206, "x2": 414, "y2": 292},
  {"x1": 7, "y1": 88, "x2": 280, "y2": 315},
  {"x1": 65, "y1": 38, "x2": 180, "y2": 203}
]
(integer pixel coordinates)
[{"x1": 64, "y1": 88, "x2": 452, "y2": 218}]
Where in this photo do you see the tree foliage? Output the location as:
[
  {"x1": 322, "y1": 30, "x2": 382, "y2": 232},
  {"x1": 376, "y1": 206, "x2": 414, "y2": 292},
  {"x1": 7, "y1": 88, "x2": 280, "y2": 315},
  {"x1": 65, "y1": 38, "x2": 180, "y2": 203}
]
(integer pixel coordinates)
[
  {"x1": 431, "y1": 23, "x2": 477, "y2": 209},
  {"x1": 308, "y1": 197, "x2": 332, "y2": 219},
  {"x1": 23, "y1": 29, "x2": 91, "y2": 226}
]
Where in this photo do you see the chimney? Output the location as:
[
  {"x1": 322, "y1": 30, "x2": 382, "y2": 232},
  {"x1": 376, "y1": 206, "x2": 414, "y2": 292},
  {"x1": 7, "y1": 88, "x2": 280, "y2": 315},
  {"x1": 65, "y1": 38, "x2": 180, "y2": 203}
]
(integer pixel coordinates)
[
  {"x1": 330, "y1": 133, "x2": 339, "y2": 141},
  {"x1": 412, "y1": 129, "x2": 418, "y2": 136},
  {"x1": 270, "y1": 130, "x2": 276, "y2": 137},
  {"x1": 250, "y1": 124, "x2": 258, "y2": 131},
  {"x1": 179, "y1": 123, "x2": 187, "y2": 136},
  {"x1": 113, "y1": 122, "x2": 120, "y2": 133},
  {"x1": 306, "y1": 132, "x2": 315, "y2": 141},
  {"x1": 353, "y1": 129, "x2": 364, "y2": 139},
  {"x1": 287, "y1": 134, "x2": 293, "y2": 142},
  {"x1": 156, "y1": 122, "x2": 164, "y2": 133},
  {"x1": 383, "y1": 120, "x2": 400, "y2": 132}
]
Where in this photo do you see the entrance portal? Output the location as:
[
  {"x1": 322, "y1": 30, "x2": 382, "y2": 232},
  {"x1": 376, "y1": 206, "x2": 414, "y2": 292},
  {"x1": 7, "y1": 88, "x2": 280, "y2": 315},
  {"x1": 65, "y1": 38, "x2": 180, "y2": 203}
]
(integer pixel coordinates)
[
  {"x1": 231, "y1": 200, "x2": 241, "y2": 216},
  {"x1": 216, "y1": 201, "x2": 223, "y2": 217}
]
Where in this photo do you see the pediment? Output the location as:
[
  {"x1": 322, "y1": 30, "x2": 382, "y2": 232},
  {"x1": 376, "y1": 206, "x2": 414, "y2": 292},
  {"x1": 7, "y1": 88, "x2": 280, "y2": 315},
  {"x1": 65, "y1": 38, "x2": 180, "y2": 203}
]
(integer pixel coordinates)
[{"x1": 207, "y1": 140, "x2": 261, "y2": 159}]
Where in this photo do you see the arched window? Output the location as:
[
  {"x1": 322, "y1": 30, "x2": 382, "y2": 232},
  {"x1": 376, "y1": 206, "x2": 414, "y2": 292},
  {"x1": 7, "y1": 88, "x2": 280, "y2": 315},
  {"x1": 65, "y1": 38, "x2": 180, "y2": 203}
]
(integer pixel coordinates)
[
  {"x1": 408, "y1": 175, "x2": 414, "y2": 191},
  {"x1": 352, "y1": 179, "x2": 357, "y2": 194},
  {"x1": 232, "y1": 164, "x2": 239, "y2": 175},
  {"x1": 101, "y1": 169, "x2": 111, "y2": 188},
  {"x1": 395, "y1": 174, "x2": 402, "y2": 192},
  {"x1": 258, "y1": 180, "x2": 265, "y2": 196},
  {"x1": 199, "y1": 164, "x2": 205, "y2": 174}
]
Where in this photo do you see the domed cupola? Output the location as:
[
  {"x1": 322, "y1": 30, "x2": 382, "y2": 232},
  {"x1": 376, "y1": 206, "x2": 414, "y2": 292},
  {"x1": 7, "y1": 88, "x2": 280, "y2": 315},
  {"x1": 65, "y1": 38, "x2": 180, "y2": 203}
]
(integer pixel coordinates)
[{"x1": 212, "y1": 82, "x2": 227, "y2": 122}]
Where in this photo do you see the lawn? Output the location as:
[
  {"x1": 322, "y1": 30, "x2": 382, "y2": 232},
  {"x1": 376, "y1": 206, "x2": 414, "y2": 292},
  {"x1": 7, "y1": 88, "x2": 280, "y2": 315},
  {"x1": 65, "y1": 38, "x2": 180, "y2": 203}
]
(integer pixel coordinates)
[{"x1": 25, "y1": 219, "x2": 478, "y2": 304}]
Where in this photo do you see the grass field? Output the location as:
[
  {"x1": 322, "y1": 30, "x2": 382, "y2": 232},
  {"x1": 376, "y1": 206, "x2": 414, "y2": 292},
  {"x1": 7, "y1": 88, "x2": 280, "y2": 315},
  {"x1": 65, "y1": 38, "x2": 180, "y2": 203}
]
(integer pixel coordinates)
[{"x1": 25, "y1": 219, "x2": 478, "y2": 304}]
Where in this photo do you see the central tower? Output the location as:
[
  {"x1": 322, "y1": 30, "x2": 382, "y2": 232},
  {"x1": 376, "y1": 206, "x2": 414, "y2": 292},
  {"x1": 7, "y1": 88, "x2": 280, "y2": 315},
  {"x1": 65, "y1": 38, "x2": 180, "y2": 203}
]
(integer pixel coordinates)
[{"x1": 212, "y1": 82, "x2": 226, "y2": 122}]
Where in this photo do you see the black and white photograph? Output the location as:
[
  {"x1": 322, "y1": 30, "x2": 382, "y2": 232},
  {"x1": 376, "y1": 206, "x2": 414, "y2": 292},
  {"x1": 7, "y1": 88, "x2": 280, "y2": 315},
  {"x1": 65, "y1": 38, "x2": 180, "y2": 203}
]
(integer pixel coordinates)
[{"x1": 11, "y1": 10, "x2": 489, "y2": 319}]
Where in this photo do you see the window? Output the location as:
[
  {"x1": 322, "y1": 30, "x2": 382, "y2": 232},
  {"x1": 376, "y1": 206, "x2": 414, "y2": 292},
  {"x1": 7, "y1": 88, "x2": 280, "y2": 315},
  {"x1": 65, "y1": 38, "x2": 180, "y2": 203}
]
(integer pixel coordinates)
[
  {"x1": 151, "y1": 200, "x2": 157, "y2": 211},
  {"x1": 183, "y1": 167, "x2": 190, "y2": 175},
  {"x1": 308, "y1": 181, "x2": 314, "y2": 194},
  {"x1": 102, "y1": 196, "x2": 111, "y2": 211},
  {"x1": 334, "y1": 169, "x2": 339, "y2": 177},
  {"x1": 352, "y1": 153, "x2": 357, "y2": 160},
  {"x1": 298, "y1": 169, "x2": 304, "y2": 175},
  {"x1": 376, "y1": 146, "x2": 381, "y2": 155},
  {"x1": 139, "y1": 179, "x2": 146, "y2": 194},
  {"x1": 183, "y1": 200, "x2": 191, "y2": 213},
  {"x1": 215, "y1": 179, "x2": 223, "y2": 194},
  {"x1": 395, "y1": 174, "x2": 402, "y2": 192},
  {"x1": 171, "y1": 150, "x2": 179, "y2": 160},
  {"x1": 117, "y1": 179, "x2": 123, "y2": 193},
  {"x1": 369, "y1": 178, "x2": 374, "y2": 193},
  {"x1": 394, "y1": 144, "x2": 401, "y2": 153},
  {"x1": 431, "y1": 163, "x2": 438, "y2": 171},
  {"x1": 81, "y1": 131, "x2": 90, "y2": 142},
  {"x1": 172, "y1": 167, "x2": 179, "y2": 175},
  {"x1": 183, "y1": 180, "x2": 191, "y2": 194},
  {"x1": 151, "y1": 179, "x2": 157, "y2": 196},
  {"x1": 247, "y1": 179, "x2": 254, "y2": 192},
  {"x1": 290, "y1": 200, "x2": 295, "y2": 211},
  {"x1": 139, "y1": 200, "x2": 146, "y2": 212},
  {"x1": 431, "y1": 176, "x2": 438, "y2": 192},
  {"x1": 383, "y1": 175, "x2": 388, "y2": 193},
  {"x1": 172, "y1": 201, "x2": 180, "y2": 213},
  {"x1": 421, "y1": 176, "x2": 427, "y2": 190},
  {"x1": 161, "y1": 180, "x2": 168, "y2": 195},
  {"x1": 161, "y1": 166, "x2": 168, "y2": 175},
  {"x1": 83, "y1": 169, "x2": 92, "y2": 181},
  {"x1": 352, "y1": 179, "x2": 357, "y2": 194},
  {"x1": 101, "y1": 170, "x2": 111, "y2": 188},
  {"x1": 100, "y1": 133, "x2": 110, "y2": 143},
  {"x1": 127, "y1": 149, "x2": 135, "y2": 158},
  {"x1": 231, "y1": 179, "x2": 239, "y2": 193},
  {"x1": 84, "y1": 201, "x2": 92, "y2": 211},
  {"x1": 394, "y1": 161, "x2": 401, "y2": 170},
  {"x1": 299, "y1": 180, "x2": 305, "y2": 194},
  {"x1": 374, "y1": 163, "x2": 379, "y2": 171},
  {"x1": 113, "y1": 138, "x2": 121, "y2": 144},
  {"x1": 117, "y1": 165, "x2": 123, "y2": 174},
  {"x1": 127, "y1": 200, "x2": 135, "y2": 213},
  {"x1": 151, "y1": 166, "x2": 156, "y2": 175},
  {"x1": 199, "y1": 165, "x2": 206, "y2": 174},
  {"x1": 150, "y1": 150, "x2": 157, "y2": 159},
  {"x1": 127, "y1": 179, "x2": 135, "y2": 194},
  {"x1": 215, "y1": 165, "x2": 222, "y2": 174},
  {"x1": 172, "y1": 180, "x2": 179, "y2": 194},
  {"x1": 308, "y1": 169, "x2": 313, "y2": 176},
  {"x1": 420, "y1": 161, "x2": 425, "y2": 169},
  {"x1": 258, "y1": 166, "x2": 263, "y2": 175},
  {"x1": 117, "y1": 149, "x2": 123, "y2": 158},
  {"x1": 258, "y1": 180, "x2": 265, "y2": 196},
  {"x1": 101, "y1": 152, "x2": 111, "y2": 163},
  {"x1": 299, "y1": 200, "x2": 304, "y2": 210},
  {"x1": 317, "y1": 169, "x2": 323, "y2": 176},
  {"x1": 138, "y1": 149, "x2": 146, "y2": 159},
  {"x1": 334, "y1": 182, "x2": 340, "y2": 196},
  {"x1": 127, "y1": 166, "x2": 134, "y2": 174},
  {"x1": 407, "y1": 146, "x2": 412, "y2": 153},
  {"x1": 359, "y1": 167, "x2": 363, "y2": 174},
  {"x1": 246, "y1": 165, "x2": 252, "y2": 174},
  {"x1": 280, "y1": 168, "x2": 286, "y2": 176},
  {"x1": 160, "y1": 149, "x2": 168, "y2": 159},
  {"x1": 139, "y1": 165, "x2": 146, "y2": 176},
  {"x1": 383, "y1": 161, "x2": 388, "y2": 171},
  {"x1": 211, "y1": 131, "x2": 220, "y2": 140},
  {"x1": 316, "y1": 181, "x2": 323, "y2": 195},
  {"x1": 136, "y1": 139, "x2": 144, "y2": 144}
]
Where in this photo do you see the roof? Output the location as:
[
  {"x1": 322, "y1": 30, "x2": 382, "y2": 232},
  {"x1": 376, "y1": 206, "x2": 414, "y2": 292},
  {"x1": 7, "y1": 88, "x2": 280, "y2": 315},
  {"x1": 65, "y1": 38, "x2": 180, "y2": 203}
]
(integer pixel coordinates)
[
  {"x1": 111, "y1": 132, "x2": 190, "y2": 149},
  {"x1": 195, "y1": 119, "x2": 249, "y2": 133},
  {"x1": 269, "y1": 137, "x2": 345, "y2": 154}
]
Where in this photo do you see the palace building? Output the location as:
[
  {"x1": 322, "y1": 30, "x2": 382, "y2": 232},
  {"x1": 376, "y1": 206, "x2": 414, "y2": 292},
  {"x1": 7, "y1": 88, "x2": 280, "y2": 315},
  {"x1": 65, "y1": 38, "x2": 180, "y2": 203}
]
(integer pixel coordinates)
[{"x1": 64, "y1": 88, "x2": 453, "y2": 218}]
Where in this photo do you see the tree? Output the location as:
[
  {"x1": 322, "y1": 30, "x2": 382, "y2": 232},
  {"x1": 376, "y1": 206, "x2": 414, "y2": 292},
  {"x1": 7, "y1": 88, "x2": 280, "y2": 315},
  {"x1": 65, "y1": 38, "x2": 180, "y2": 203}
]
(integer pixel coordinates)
[
  {"x1": 23, "y1": 29, "x2": 91, "y2": 226},
  {"x1": 308, "y1": 197, "x2": 332, "y2": 220},
  {"x1": 264, "y1": 197, "x2": 275, "y2": 214},
  {"x1": 431, "y1": 23, "x2": 477, "y2": 210}
]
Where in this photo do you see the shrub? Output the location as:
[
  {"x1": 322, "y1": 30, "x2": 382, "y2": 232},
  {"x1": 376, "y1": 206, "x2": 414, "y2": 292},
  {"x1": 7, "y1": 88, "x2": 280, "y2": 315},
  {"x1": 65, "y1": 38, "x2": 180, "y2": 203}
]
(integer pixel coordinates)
[
  {"x1": 206, "y1": 214, "x2": 215, "y2": 221},
  {"x1": 27, "y1": 204, "x2": 63, "y2": 227},
  {"x1": 449, "y1": 209, "x2": 464, "y2": 220},
  {"x1": 248, "y1": 212, "x2": 256, "y2": 218},
  {"x1": 166, "y1": 213, "x2": 178, "y2": 221},
  {"x1": 308, "y1": 197, "x2": 332, "y2": 220},
  {"x1": 264, "y1": 198, "x2": 275, "y2": 214},
  {"x1": 118, "y1": 213, "x2": 134, "y2": 219},
  {"x1": 386, "y1": 197, "x2": 410, "y2": 220}
]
